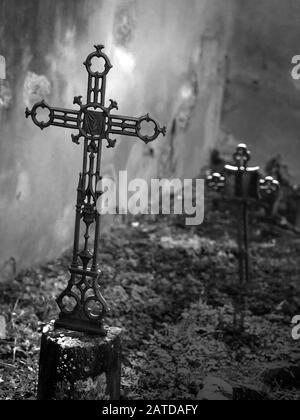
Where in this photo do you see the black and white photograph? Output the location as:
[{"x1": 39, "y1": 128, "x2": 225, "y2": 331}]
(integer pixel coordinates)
[{"x1": 0, "y1": 0, "x2": 300, "y2": 404}]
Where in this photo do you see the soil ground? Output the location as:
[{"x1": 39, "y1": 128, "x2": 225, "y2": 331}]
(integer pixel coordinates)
[{"x1": 0, "y1": 196, "x2": 300, "y2": 400}]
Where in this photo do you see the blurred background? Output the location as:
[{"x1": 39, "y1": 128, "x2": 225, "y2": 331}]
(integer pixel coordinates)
[{"x1": 0, "y1": 0, "x2": 299, "y2": 268}]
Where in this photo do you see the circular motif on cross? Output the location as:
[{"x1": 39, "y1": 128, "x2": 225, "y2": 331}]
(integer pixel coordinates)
[
  {"x1": 58, "y1": 291, "x2": 79, "y2": 315},
  {"x1": 83, "y1": 45, "x2": 113, "y2": 78},
  {"x1": 136, "y1": 114, "x2": 161, "y2": 144},
  {"x1": 84, "y1": 296, "x2": 105, "y2": 320},
  {"x1": 26, "y1": 100, "x2": 52, "y2": 130}
]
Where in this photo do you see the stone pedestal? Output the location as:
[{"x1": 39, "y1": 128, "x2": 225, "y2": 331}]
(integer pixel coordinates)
[{"x1": 37, "y1": 323, "x2": 122, "y2": 400}]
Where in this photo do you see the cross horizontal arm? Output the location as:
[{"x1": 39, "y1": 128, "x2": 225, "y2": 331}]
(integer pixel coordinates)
[
  {"x1": 107, "y1": 113, "x2": 166, "y2": 144},
  {"x1": 25, "y1": 100, "x2": 80, "y2": 131}
]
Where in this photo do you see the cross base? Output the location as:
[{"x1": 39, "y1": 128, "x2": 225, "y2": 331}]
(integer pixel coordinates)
[
  {"x1": 37, "y1": 324, "x2": 122, "y2": 400},
  {"x1": 55, "y1": 315, "x2": 107, "y2": 336}
]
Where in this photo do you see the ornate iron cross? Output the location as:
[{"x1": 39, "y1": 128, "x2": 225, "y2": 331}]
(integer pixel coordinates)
[
  {"x1": 25, "y1": 45, "x2": 166, "y2": 335},
  {"x1": 207, "y1": 144, "x2": 280, "y2": 285}
]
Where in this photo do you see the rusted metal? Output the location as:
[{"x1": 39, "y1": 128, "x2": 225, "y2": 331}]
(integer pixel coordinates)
[
  {"x1": 26, "y1": 45, "x2": 166, "y2": 335},
  {"x1": 207, "y1": 143, "x2": 280, "y2": 285}
]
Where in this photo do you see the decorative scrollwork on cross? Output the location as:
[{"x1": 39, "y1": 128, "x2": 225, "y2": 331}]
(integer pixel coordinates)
[
  {"x1": 25, "y1": 45, "x2": 166, "y2": 335},
  {"x1": 206, "y1": 172, "x2": 225, "y2": 192}
]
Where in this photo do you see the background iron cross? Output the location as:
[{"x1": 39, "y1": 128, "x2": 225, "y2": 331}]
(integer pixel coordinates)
[
  {"x1": 25, "y1": 45, "x2": 166, "y2": 335},
  {"x1": 207, "y1": 143, "x2": 280, "y2": 285}
]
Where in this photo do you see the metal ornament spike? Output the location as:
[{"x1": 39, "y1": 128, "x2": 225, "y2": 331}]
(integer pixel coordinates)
[{"x1": 25, "y1": 45, "x2": 166, "y2": 335}]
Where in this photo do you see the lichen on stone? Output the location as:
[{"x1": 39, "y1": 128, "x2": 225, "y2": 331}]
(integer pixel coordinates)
[{"x1": 73, "y1": 373, "x2": 109, "y2": 400}]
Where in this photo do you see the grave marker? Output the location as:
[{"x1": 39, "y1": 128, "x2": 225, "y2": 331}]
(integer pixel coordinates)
[
  {"x1": 26, "y1": 45, "x2": 166, "y2": 335},
  {"x1": 26, "y1": 45, "x2": 166, "y2": 400},
  {"x1": 207, "y1": 144, "x2": 280, "y2": 285}
]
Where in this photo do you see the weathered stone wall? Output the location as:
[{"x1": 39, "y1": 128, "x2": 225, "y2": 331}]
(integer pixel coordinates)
[
  {"x1": 3, "y1": 0, "x2": 298, "y2": 269},
  {"x1": 220, "y1": 0, "x2": 300, "y2": 181},
  {"x1": 0, "y1": 0, "x2": 234, "y2": 267},
  {"x1": 157, "y1": 0, "x2": 235, "y2": 179}
]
